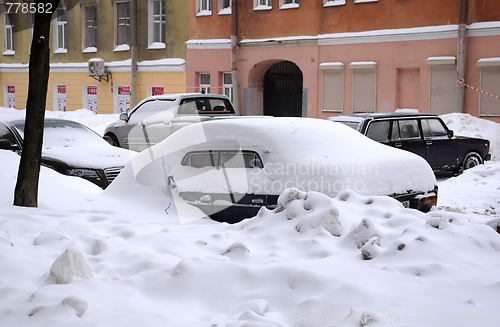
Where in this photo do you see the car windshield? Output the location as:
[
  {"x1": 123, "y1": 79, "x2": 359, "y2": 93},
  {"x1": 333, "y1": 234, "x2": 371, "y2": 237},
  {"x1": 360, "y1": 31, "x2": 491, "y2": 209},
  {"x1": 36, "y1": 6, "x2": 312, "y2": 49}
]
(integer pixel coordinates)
[
  {"x1": 334, "y1": 120, "x2": 362, "y2": 131},
  {"x1": 14, "y1": 120, "x2": 105, "y2": 148}
]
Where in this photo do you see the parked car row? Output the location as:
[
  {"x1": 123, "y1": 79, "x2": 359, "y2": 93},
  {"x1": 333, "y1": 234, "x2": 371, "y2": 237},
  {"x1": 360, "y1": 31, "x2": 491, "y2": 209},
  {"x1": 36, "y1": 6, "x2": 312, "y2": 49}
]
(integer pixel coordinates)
[{"x1": 0, "y1": 119, "x2": 134, "y2": 189}]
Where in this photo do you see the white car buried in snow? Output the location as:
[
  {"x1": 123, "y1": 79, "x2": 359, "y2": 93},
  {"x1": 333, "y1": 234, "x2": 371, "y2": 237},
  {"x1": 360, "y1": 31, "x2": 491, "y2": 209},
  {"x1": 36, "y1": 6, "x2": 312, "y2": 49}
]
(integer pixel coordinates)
[{"x1": 131, "y1": 117, "x2": 438, "y2": 223}]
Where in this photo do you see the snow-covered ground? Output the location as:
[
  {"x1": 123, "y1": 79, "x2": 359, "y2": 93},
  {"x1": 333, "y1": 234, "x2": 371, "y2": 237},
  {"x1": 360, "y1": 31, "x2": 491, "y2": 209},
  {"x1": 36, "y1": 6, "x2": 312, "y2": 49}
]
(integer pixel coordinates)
[{"x1": 0, "y1": 108, "x2": 499, "y2": 327}]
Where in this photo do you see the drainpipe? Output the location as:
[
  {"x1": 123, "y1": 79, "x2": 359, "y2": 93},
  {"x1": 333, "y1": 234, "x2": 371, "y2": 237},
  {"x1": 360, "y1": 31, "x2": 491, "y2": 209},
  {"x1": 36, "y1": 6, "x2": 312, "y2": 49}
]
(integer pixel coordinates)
[
  {"x1": 131, "y1": 0, "x2": 138, "y2": 108},
  {"x1": 231, "y1": 0, "x2": 240, "y2": 114},
  {"x1": 456, "y1": 0, "x2": 468, "y2": 113}
]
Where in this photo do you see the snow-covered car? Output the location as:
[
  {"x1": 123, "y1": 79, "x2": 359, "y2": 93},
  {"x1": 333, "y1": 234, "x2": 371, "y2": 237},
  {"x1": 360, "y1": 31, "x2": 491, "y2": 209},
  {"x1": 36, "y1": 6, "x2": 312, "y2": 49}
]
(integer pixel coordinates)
[
  {"x1": 328, "y1": 112, "x2": 491, "y2": 174},
  {"x1": 103, "y1": 93, "x2": 236, "y2": 151},
  {"x1": 0, "y1": 119, "x2": 135, "y2": 189},
  {"x1": 132, "y1": 117, "x2": 438, "y2": 223}
]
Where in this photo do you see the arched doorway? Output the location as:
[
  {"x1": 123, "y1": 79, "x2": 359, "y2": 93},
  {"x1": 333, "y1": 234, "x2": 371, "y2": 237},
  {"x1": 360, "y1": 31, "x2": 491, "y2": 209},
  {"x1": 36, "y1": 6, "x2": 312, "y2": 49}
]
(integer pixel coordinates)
[{"x1": 263, "y1": 61, "x2": 303, "y2": 117}]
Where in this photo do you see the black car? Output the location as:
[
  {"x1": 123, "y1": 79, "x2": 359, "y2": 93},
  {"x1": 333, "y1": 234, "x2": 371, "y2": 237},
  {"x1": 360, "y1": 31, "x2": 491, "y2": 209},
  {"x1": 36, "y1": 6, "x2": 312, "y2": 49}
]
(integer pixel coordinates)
[
  {"x1": 328, "y1": 112, "x2": 491, "y2": 174},
  {"x1": 0, "y1": 119, "x2": 135, "y2": 189}
]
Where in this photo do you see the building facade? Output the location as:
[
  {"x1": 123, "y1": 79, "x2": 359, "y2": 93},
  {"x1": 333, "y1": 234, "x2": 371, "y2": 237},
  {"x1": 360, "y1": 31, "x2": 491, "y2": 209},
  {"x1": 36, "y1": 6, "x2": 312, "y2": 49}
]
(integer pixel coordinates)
[
  {"x1": 187, "y1": 0, "x2": 500, "y2": 122},
  {"x1": 0, "y1": 0, "x2": 187, "y2": 114}
]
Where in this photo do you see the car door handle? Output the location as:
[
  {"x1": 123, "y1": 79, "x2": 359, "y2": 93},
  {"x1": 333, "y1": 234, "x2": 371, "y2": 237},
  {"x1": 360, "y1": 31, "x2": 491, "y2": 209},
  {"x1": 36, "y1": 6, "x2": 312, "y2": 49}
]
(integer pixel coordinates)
[
  {"x1": 426, "y1": 141, "x2": 433, "y2": 146},
  {"x1": 395, "y1": 143, "x2": 402, "y2": 147}
]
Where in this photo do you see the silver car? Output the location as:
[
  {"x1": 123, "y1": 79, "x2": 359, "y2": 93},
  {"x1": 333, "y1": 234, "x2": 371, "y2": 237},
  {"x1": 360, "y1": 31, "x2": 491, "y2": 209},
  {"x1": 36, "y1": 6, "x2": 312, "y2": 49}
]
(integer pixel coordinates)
[{"x1": 104, "y1": 93, "x2": 236, "y2": 152}]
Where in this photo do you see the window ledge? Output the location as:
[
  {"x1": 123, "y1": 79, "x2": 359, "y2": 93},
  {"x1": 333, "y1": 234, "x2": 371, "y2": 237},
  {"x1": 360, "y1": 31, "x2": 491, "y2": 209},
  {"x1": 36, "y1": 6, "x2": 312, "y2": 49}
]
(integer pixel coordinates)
[
  {"x1": 148, "y1": 42, "x2": 166, "y2": 50},
  {"x1": 114, "y1": 44, "x2": 130, "y2": 52},
  {"x1": 354, "y1": 0, "x2": 377, "y2": 3},
  {"x1": 82, "y1": 47, "x2": 97, "y2": 53},
  {"x1": 196, "y1": 10, "x2": 212, "y2": 17},
  {"x1": 280, "y1": 3, "x2": 299, "y2": 10},
  {"x1": 2, "y1": 50, "x2": 15, "y2": 56},
  {"x1": 54, "y1": 48, "x2": 68, "y2": 54},
  {"x1": 323, "y1": 0, "x2": 346, "y2": 7},
  {"x1": 218, "y1": 7, "x2": 231, "y2": 15},
  {"x1": 254, "y1": 5, "x2": 272, "y2": 11}
]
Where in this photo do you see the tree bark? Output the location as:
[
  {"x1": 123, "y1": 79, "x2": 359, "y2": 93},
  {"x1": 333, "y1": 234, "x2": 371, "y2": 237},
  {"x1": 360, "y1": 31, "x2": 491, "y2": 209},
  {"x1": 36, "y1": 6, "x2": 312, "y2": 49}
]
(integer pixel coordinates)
[{"x1": 14, "y1": 0, "x2": 60, "y2": 207}]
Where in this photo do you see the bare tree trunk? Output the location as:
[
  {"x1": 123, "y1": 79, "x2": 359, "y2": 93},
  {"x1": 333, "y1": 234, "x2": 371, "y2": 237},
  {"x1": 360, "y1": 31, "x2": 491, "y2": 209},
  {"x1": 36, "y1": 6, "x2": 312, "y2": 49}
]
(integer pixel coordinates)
[{"x1": 14, "y1": 0, "x2": 60, "y2": 207}]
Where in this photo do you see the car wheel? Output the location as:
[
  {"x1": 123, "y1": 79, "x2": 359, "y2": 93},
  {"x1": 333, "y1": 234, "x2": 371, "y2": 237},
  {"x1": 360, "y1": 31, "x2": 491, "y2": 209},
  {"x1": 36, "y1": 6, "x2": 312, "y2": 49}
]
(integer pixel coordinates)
[
  {"x1": 104, "y1": 134, "x2": 120, "y2": 147},
  {"x1": 463, "y1": 152, "x2": 483, "y2": 170}
]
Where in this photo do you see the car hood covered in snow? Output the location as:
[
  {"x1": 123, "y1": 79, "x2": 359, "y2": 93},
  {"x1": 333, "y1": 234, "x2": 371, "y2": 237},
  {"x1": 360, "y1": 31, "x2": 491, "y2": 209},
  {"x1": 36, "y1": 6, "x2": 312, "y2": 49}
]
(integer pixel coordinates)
[
  {"x1": 132, "y1": 117, "x2": 436, "y2": 198},
  {"x1": 43, "y1": 144, "x2": 135, "y2": 169}
]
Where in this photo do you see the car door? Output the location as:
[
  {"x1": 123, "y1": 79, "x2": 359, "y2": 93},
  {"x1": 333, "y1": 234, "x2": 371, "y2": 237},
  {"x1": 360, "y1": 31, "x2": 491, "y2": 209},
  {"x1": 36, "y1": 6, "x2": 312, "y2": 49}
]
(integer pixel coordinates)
[
  {"x1": 420, "y1": 117, "x2": 458, "y2": 170},
  {"x1": 386, "y1": 119, "x2": 426, "y2": 158}
]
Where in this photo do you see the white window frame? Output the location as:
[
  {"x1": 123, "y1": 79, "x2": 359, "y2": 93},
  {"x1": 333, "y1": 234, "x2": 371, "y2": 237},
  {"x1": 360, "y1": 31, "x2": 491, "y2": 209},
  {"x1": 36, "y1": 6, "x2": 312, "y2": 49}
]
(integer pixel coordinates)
[
  {"x1": 254, "y1": 0, "x2": 272, "y2": 11},
  {"x1": 477, "y1": 58, "x2": 500, "y2": 117},
  {"x1": 4, "y1": 85, "x2": 15, "y2": 108},
  {"x1": 114, "y1": 85, "x2": 131, "y2": 113},
  {"x1": 54, "y1": 84, "x2": 67, "y2": 112},
  {"x1": 83, "y1": 85, "x2": 98, "y2": 114},
  {"x1": 323, "y1": 0, "x2": 346, "y2": 7},
  {"x1": 148, "y1": 0, "x2": 166, "y2": 49},
  {"x1": 82, "y1": 5, "x2": 97, "y2": 53},
  {"x1": 218, "y1": 0, "x2": 231, "y2": 15},
  {"x1": 279, "y1": 0, "x2": 299, "y2": 9},
  {"x1": 3, "y1": 13, "x2": 15, "y2": 55},
  {"x1": 196, "y1": 0, "x2": 212, "y2": 16},
  {"x1": 115, "y1": 1, "x2": 130, "y2": 51},
  {"x1": 200, "y1": 73, "x2": 211, "y2": 94},
  {"x1": 223, "y1": 72, "x2": 233, "y2": 102},
  {"x1": 54, "y1": 8, "x2": 67, "y2": 53}
]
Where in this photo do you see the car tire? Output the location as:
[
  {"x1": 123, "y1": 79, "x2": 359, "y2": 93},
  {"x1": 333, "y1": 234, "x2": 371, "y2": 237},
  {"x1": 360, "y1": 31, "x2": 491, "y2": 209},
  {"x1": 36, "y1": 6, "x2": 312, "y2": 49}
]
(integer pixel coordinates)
[
  {"x1": 463, "y1": 152, "x2": 483, "y2": 170},
  {"x1": 104, "y1": 134, "x2": 120, "y2": 147}
]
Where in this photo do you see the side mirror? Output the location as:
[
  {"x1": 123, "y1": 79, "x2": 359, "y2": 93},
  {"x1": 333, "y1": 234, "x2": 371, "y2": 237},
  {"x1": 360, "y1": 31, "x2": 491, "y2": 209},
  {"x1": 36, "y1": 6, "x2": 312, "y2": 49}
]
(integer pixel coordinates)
[
  {"x1": 447, "y1": 130, "x2": 454, "y2": 138},
  {"x1": 119, "y1": 112, "x2": 129, "y2": 122},
  {"x1": 0, "y1": 139, "x2": 19, "y2": 150},
  {"x1": 167, "y1": 176, "x2": 176, "y2": 188}
]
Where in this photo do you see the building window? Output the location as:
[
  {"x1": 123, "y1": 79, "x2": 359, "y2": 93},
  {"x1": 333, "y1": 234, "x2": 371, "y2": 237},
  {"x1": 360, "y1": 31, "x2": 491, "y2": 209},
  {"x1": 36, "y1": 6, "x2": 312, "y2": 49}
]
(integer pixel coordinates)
[
  {"x1": 254, "y1": 0, "x2": 272, "y2": 10},
  {"x1": 320, "y1": 63, "x2": 344, "y2": 112},
  {"x1": 218, "y1": 0, "x2": 231, "y2": 15},
  {"x1": 223, "y1": 72, "x2": 233, "y2": 102},
  {"x1": 426, "y1": 57, "x2": 456, "y2": 116},
  {"x1": 4, "y1": 85, "x2": 15, "y2": 108},
  {"x1": 54, "y1": 8, "x2": 67, "y2": 53},
  {"x1": 55, "y1": 85, "x2": 67, "y2": 112},
  {"x1": 196, "y1": 0, "x2": 212, "y2": 16},
  {"x1": 148, "y1": 0, "x2": 165, "y2": 48},
  {"x1": 116, "y1": 2, "x2": 130, "y2": 50},
  {"x1": 323, "y1": 0, "x2": 346, "y2": 7},
  {"x1": 83, "y1": 5, "x2": 97, "y2": 52},
  {"x1": 85, "y1": 86, "x2": 98, "y2": 114},
  {"x1": 200, "y1": 73, "x2": 210, "y2": 93},
  {"x1": 477, "y1": 58, "x2": 500, "y2": 116},
  {"x1": 115, "y1": 86, "x2": 131, "y2": 113},
  {"x1": 149, "y1": 86, "x2": 165, "y2": 97},
  {"x1": 3, "y1": 13, "x2": 15, "y2": 54},
  {"x1": 350, "y1": 62, "x2": 377, "y2": 113},
  {"x1": 280, "y1": 0, "x2": 299, "y2": 9}
]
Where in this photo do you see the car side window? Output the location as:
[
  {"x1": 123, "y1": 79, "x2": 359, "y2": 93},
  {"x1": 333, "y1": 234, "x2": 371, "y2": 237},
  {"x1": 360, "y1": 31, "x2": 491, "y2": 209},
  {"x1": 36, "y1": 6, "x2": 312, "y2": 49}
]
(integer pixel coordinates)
[
  {"x1": 182, "y1": 151, "x2": 263, "y2": 169},
  {"x1": 129, "y1": 100, "x2": 173, "y2": 124},
  {"x1": 421, "y1": 118, "x2": 448, "y2": 138},
  {"x1": 0, "y1": 124, "x2": 17, "y2": 145},
  {"x1": 366, "y1": 121, "x2": 390, "y2": 142},
  {"x1": 396, "y1": 120, "x2": 421, "y2": 139}
]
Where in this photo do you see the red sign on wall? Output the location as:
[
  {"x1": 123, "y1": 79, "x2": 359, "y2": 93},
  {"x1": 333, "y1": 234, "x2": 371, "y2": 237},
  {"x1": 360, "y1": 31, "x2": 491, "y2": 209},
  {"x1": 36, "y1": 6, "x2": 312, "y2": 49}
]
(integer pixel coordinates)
[
  {"x1": 152, "y1": 86, "x2": 164, "y2": 96},
  {"x1": 87, "y1": 86, "x2": 97, "y2": 95},
  {"x1": 118, "y1": 86, "x2": 131, "y2": 95},
  {"x1": 58, "y1": 85, "x2": 66, "y2": 94},
  {"x1": 7, "y1": 86, "x2": 15, "y2": 93}
]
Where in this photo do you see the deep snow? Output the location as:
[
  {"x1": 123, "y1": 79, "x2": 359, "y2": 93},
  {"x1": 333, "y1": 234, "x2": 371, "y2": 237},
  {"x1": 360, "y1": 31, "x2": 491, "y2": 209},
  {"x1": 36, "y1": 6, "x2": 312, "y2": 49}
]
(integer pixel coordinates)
[{"x1": 0, "y1": 108, "x2": 499, "y2": 327}]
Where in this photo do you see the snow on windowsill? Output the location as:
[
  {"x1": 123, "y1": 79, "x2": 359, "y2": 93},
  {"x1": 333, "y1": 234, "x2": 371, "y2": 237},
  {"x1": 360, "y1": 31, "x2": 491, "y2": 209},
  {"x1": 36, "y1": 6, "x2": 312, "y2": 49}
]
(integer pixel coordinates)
[
  {"x1": 196, "y1": 10, "x2": 212, "y2": 17},
  {"x1": 218, "y1": 7, "x2": 231, "y2": 15},
  {"x1": 323, "y1": 0, "x2": 346, "y2": 7},
  {"x1": 147, "y1": 42, "x2": 166, "y2": 50},
  {"x1": 82, "y1": 47, "x2": 97, "y2": 54},
  {"x1": 254, "y1": 5, "x2": 272, "y2": 11},
  {"x1": 354, "y1": 0, "x2": 377, "y2": 3},
  {"x1": 279, "y1": 3, "x2": 299, "y2": 10},
  {"x1": 2, "y1": 50, "x2": 15, "y2": 56},
  {"x1": 54, "y1": 48, "x2": 67, "y2": 54},
  {"x1": 114, "y1": 44, "x2": 130, "y2": 52}
]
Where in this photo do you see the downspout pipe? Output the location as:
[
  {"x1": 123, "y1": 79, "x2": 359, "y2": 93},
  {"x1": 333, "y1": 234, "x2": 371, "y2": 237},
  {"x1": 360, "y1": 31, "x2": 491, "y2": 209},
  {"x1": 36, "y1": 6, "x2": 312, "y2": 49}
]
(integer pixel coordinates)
[
  {"x1": 231, "y1": 0, "x2": 240, "y2": 114},
  {"x1": 456, "y1": 0, "x2": 468, "y2": 113},
  {"x1": 131, "y1": 0, "x2": 138, "y2": 108}
]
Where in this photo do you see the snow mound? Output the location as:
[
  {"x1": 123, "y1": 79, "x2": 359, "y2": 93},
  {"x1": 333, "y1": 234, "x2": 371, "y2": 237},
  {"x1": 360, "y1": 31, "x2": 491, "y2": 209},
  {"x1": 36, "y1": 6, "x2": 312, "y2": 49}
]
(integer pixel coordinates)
[{"x1": 46, "y1": 248, "x2": 93, "y2": 284}]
